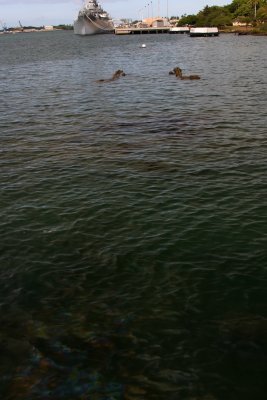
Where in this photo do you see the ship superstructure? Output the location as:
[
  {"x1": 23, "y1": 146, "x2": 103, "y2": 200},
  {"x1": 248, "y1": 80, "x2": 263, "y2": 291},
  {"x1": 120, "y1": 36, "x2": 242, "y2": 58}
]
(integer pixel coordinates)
[{"x1": 74, "y1": 0, "x2": 114, "y2": 35}]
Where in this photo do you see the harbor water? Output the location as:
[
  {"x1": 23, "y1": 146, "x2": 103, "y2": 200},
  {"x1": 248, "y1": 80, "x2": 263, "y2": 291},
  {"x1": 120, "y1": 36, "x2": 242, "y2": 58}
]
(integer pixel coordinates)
[{"x1": 0, "y1": 31, "x2": 267, "y2": 399}]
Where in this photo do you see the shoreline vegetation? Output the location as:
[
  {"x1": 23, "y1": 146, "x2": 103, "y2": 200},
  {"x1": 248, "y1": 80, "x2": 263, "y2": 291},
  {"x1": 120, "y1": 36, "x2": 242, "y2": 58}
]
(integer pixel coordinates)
[
  {"x1": 176, "y1": 0, "x2": 267, "y2": 35},
  {"x1": 221, "y1": 27, "x2": 267, "y2": 34}
]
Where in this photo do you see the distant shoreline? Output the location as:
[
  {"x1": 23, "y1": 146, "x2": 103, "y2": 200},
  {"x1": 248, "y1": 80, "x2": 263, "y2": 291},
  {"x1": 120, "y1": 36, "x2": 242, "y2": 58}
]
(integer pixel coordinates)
[
  {"x1": 0, "y1": 25, "x2": 73, "y2": 35},
  {"x1": 220, "y1": 28, "x2": 267, "y2": 36},
  {"x1": 1, "y1": 27, "x2": 267, "y2": 37}
]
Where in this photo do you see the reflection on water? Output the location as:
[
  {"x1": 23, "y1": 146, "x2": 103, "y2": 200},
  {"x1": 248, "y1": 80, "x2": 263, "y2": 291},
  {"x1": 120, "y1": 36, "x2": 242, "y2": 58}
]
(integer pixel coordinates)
[{"x1": 0, "y1": 31, "x2": 267, "y2": 399}]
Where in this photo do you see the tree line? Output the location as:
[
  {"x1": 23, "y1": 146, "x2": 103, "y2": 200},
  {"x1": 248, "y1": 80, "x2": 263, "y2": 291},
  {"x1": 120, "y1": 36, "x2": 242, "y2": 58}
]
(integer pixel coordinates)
[{"x1": 177, "y1": 0, "x2": 267, "y2": 27}]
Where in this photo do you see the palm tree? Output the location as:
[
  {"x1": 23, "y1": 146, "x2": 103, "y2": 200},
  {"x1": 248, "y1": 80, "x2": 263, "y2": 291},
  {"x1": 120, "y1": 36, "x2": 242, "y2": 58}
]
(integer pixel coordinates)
[{"x1": 250, "y1": 0, "x2": 260, "y2": 18}]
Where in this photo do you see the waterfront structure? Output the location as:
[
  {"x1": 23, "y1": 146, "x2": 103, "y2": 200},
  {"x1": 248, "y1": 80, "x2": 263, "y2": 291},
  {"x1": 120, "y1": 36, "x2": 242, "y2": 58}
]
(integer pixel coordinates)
[
  {"x1": 169, "y1": 27, "x2": 190, "y2": 34},
  {"x1": 142, "y1": 17, "x2": 170, "y2": 27},
  {"x1": 115, "y1": 16, "x2": 173, "y2": 35},
  {"x1": 190, "y1": 27, "x2": 219, "y2": 37},
  {"x1": 115, "y1": 26, "x2": 171, "y2": 35}
]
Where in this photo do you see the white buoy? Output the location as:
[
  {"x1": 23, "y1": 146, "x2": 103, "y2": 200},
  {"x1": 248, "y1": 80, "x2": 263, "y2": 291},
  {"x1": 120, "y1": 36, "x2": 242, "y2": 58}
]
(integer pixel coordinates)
[{"x1": 141, "y1": 43, "x2": 146, "y2": 48}]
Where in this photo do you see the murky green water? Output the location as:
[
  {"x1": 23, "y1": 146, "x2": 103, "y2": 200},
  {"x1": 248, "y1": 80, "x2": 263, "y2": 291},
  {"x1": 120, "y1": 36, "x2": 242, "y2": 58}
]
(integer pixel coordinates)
[{"x1": 0, "y1": 31, "x2": 267, "y2": 399}]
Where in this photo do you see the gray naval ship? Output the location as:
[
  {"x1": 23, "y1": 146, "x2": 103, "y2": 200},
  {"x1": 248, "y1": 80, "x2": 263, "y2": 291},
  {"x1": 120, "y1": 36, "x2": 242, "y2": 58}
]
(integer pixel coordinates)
[{"x1": 74, "y1": 0, "x2": 114, "y2": 35}]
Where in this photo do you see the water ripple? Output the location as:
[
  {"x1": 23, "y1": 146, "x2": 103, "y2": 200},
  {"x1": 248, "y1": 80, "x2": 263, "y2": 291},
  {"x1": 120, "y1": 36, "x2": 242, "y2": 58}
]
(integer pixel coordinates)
[{"x1": 0, "y1": 31, "x2": 267, "y2": 400}]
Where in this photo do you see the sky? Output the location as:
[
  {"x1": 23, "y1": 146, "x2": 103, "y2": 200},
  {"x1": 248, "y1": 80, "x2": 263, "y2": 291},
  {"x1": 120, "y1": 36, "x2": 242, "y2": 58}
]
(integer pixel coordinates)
[{"x1": 0, "y1": 0, "x2": 230, "y2": 27}]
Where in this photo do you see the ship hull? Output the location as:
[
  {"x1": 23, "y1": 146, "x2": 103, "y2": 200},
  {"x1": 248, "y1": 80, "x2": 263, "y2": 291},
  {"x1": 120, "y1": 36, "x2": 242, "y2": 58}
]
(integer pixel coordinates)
[{"x1": 74, "y1": 16, "x2": 113, "y2": 35}]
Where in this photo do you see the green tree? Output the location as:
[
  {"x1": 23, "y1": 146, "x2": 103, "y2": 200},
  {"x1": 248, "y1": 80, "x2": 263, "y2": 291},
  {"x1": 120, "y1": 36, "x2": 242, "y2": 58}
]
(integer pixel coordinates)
[
  {"x1": 257, "y1": 4, "x2": 267, "y2": 19},
  {"x1": 177, "y1": 14, "x2": 198, "y2": 26},
  {"x1": 176, "y1": 0, "x2": 267, "y2": 27}
]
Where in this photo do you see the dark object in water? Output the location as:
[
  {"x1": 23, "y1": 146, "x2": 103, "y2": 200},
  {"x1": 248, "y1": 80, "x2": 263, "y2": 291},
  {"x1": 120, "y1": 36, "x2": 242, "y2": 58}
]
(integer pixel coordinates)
[
  {"x1": 96, "y1": 70, "x2": 126, "y2": 83},
  {"x1": 169, "y1": 67, "x2": 200, "y2": 80}
]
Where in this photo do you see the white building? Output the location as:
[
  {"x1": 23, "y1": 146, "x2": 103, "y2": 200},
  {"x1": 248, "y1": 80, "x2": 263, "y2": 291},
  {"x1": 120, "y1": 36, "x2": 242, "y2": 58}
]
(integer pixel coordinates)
[{"x1": 44, "y1": 25, "x2": 54, "y2": 31}]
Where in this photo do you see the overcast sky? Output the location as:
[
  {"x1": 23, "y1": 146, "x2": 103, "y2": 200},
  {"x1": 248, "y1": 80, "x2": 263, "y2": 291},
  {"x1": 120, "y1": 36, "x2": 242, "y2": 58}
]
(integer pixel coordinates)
[{"x1": 1, "y1": 0, "x2": 230, "y2": 27}]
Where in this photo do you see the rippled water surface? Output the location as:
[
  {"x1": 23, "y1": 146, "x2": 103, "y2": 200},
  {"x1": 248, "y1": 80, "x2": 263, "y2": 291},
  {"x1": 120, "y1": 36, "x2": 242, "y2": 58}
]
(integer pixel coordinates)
[{"x1": 1, "y1": 31, "x2": 267, "y2": 399}]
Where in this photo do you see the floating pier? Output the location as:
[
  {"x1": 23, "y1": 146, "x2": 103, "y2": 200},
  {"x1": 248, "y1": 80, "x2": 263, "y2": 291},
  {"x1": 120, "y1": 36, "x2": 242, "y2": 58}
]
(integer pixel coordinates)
[
  {"x1": 190, "y1": 27, "x2": 219, "y2": 37},
  {"x1": 169, "y1": 27, "x2": 190, "y2": 34}
]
